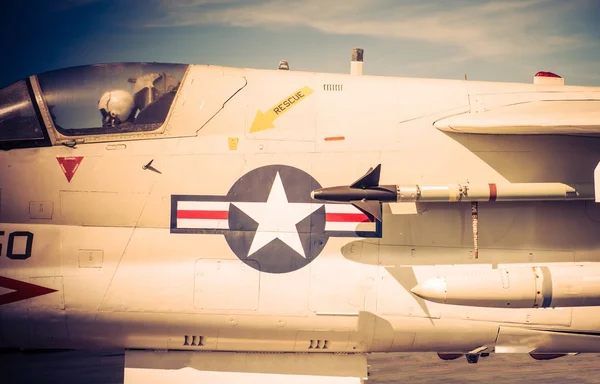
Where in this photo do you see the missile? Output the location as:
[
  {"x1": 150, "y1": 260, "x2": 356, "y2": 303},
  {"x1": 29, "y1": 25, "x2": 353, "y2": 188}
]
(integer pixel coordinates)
[
  {"x1": 311, "y1": 164, "x2": 391, "y2": 221},
  {"x1": 311, "y1": 164, "x2": 594, "y2": 222},
  {"x1": 411, "y1": 265, "x2": 600, "y2": 308}
]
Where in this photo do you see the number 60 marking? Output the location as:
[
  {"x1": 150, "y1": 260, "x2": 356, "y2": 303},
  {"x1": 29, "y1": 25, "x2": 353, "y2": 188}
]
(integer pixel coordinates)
[{"x1": 0, "y1": 231, "x2": 34, "y2": 260}]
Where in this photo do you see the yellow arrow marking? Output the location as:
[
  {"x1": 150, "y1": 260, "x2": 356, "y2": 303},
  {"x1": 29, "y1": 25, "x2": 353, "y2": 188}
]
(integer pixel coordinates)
[{"x1": 250, "y1": 86, "x2": 314, "y2": 133}]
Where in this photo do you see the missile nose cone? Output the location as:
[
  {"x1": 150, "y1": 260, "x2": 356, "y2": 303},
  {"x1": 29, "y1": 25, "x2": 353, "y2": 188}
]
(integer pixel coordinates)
[
  {"x1": 411, "y1": 277, "x2": 447, "y2": 304},
  {"x1": 311, "y1": 188, "x2": 325, "y2": 200}
]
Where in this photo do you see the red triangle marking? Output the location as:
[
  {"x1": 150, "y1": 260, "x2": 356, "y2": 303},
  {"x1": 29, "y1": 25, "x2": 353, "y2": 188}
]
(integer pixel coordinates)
[
  {"x1": 0, "y1": 276, "x2": 58, "y2": 306},
  {"x1": 56, "y1": 156, "x2": 83, "y2": 182}
]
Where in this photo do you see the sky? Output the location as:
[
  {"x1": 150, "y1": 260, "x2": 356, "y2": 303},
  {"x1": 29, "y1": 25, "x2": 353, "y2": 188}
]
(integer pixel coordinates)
[{"x1": 1, "y1": 0, "x2": 599, "y2": 88}]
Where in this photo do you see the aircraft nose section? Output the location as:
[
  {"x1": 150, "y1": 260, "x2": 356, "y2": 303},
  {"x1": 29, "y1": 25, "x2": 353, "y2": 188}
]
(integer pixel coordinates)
[{"x1": 411, "y1": 277, "x2": 447, "y2": 303}]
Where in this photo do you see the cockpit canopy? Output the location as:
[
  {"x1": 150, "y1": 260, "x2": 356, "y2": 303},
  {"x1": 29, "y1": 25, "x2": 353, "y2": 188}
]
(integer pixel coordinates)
[
  {"x1": 0, "y1": 62, "x2": 189, "y2": 149},
  {"x1": 0, "y1": 80, "x2": 45, "y2": 143}
]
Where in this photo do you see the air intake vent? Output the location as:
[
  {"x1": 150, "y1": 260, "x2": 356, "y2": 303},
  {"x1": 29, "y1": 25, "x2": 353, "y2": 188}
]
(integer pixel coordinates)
[
  {"x1": 308, "y1": 339, "x2": 330, "y2": 349},
  {"x1": 323, "y1": 84, "x2": 343, "y2": 91},
  {"x1": 183, "y1": 335, "x2": 204, "y2": 347}
]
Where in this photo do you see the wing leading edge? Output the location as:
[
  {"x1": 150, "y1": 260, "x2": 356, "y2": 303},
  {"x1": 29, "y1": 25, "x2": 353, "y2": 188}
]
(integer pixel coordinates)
[{"x1": 435, "y1": 100, "x2": 600, "y2": 135}]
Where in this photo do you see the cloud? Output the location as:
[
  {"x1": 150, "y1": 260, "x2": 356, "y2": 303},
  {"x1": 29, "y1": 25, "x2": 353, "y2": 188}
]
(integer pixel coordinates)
[{"x1": 150, "y1": 0, "x2": 595, "y2": 59}]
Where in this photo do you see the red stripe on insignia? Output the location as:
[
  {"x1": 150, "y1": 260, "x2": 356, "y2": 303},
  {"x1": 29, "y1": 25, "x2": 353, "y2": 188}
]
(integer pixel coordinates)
[
  {"x1": 177, "y1": 210, "x2": 229, "y2": 220},
  {"x1": 326, "y1": 213, "x2": 370, "y2": 223}
]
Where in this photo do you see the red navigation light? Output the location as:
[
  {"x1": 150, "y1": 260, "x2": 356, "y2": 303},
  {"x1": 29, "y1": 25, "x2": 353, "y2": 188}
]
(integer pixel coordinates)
[{"x1": 535, "y1": 71, "x2": 562, "y2": 78}]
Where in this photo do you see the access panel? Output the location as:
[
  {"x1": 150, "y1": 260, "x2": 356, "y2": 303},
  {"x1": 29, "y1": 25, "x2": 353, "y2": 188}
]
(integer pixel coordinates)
[{"x1": 194, "y1": 259, "x2": 259, "y2": 311}]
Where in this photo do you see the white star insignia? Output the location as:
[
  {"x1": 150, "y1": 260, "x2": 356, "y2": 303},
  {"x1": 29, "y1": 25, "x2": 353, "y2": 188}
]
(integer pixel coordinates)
[{"x1": 232, "y1": 172, "x2": 323, "y2": 258}]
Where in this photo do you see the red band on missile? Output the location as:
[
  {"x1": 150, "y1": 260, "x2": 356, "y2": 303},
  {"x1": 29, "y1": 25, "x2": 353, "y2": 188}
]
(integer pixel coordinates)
[{"x1": 489, "y1": 184, "x2": 497, "y2": 202}]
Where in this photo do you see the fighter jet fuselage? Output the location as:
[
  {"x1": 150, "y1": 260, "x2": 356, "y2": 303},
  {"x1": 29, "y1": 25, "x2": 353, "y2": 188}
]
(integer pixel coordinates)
[{"x1": 1, "y1": 61, "x2": 600, "y2": 362}]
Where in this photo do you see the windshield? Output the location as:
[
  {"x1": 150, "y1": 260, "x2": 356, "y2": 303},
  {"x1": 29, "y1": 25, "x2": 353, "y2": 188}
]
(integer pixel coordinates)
[
  {"x1": 37, "y1": 62, "x2": 188, "y2": 136},
  {"x1": 0, "y1": 80, "x2": 45, "y2": 142}
]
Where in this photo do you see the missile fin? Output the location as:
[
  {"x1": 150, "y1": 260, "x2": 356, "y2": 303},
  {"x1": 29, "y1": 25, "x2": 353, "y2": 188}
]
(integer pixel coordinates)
[
  {"x1": 350, "y1": 164, "x2": 381, "y2": 189},
  {"x1": 351, "y1": 200, "x2": 382, "y2": 222}
]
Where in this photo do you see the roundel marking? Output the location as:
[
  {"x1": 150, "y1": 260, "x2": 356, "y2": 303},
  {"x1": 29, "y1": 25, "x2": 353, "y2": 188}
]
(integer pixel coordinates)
[
  {"x1": 224, "y1": 165, "x2": 327, "y2": 273},
  {"x1": 170, "y1": 164, "x2": 381, "y2": 274}
]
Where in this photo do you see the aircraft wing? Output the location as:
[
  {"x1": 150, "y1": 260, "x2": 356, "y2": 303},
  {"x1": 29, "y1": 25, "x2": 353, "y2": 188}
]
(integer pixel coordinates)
[
  {"x1": 124, "y1": 350, "x2": 368, "y2": 383},
  {"x1": 434, "y1": 100, "x2": 600, "y2": 135}
]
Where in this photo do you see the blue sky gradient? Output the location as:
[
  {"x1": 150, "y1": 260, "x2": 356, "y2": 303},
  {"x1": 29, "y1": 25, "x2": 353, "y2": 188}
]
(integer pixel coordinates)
[{"x1": 1, "y1": 0, "x2": 599, "y2": 88}]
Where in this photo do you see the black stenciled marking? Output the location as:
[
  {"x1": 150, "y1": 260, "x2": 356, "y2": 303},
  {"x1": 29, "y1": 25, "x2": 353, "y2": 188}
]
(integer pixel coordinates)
[
  {"x1": 6, "y1": 231, "x2": 34, "y2": 260},
  {"x1": 273, "y1": 91, "x2": 305, "y2": 115}
]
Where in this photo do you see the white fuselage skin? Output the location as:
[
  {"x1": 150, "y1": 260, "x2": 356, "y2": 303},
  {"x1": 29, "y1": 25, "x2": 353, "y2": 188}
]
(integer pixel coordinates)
[{"x1": 1, "y1": 64, "x2": 600, "y2": 355}]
